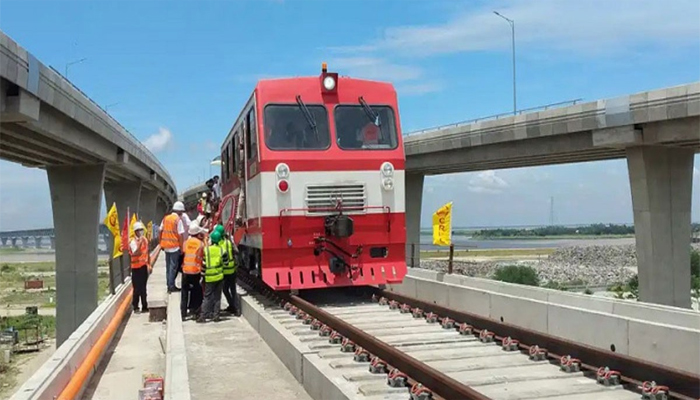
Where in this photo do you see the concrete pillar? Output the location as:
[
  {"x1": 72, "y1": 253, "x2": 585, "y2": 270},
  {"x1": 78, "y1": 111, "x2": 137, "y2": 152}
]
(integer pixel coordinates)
[
  {"x1": 626, "y1": 146, "x2": 694, "y2": 308},
  {"x1": 34, "y1": 237, "x2": 42, "y2": 249},
  {"x1": 48, "y1": 164, "x2": 106, "y2": 346},
  {"x1": 405, "y1": 173, "x2": 425, "y2": 269},
  {"x1": 21, "y1": 237, "x2": 29, "y2": 248},
  {"x1": 139, "y1": 189, "x2": 158, "y2": 225},
  {"x1": 11, "y1": 237, "x2": 17, "y2": 247},
  {"x1": 50, "y1": 236, "x2": 55, "y2": 250},
  {"x1": 1, "y1": 237, "x2": 6, "y2": 246}
]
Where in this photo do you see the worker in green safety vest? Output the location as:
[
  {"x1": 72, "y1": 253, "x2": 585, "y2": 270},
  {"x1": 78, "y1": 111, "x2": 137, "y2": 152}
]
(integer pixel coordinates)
[
  {"x1": 215, "y1": 224, "x2": 240, "y2": 316},
  {"x1": 197, "y1": 230, "x2": 226, "y2": 323}
]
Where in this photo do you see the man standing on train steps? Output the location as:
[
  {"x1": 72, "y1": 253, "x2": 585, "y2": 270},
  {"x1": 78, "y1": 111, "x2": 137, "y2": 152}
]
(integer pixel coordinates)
[
  {"x1": 197, "y1": 230, "x2": 225, "y2": 323},
  {"x1": 159, "y1": 201, "x2": 186, "y2": 293}
]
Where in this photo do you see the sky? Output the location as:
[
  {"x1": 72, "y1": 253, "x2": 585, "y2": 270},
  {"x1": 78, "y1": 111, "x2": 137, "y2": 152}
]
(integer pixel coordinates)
[{"x1": 0, "y1": 0, "x2": 699, "y2": 230}]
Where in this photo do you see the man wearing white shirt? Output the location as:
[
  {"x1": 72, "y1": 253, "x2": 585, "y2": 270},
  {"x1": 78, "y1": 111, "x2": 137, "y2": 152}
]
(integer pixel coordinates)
[{"x1": 159, "y1": 201, "x2": 187, "y2": 292}]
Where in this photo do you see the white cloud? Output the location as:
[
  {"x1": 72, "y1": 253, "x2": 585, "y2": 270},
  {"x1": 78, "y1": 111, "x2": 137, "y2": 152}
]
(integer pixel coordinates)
[
  {"x1": 468, "y1": 170, "x2": 509, "y2": 194},
  {"x1": 337, "y1": 0, "x2": 699, "y2": 58},
  {"x1": 330, "y1": 57, "x2": 441, "y2": 96},
  {"x1": 143, "y1": 127, "x2": 173, "y2": 153}
]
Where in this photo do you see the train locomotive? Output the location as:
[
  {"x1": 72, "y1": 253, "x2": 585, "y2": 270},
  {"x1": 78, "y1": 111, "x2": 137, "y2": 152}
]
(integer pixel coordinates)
[{"x1": 217, "y1": 63, "x2": 407, "y2": 291}]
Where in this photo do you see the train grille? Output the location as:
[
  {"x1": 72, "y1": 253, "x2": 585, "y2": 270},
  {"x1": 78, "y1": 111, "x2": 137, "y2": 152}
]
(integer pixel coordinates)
[{"x1": 305, "y1": 183, "x2": 366, "y2": 215}]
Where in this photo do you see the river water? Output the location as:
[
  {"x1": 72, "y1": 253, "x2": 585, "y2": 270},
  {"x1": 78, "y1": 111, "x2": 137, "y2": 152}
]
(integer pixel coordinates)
[{"x1": 419, "y1": 234, "x2": 634, "y2": 250}]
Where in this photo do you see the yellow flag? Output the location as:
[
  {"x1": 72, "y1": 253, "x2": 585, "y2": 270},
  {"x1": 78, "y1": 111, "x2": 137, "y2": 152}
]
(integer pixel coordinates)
[
  {"x1": 129, "y1": 213, "x2": 138, "y2": 240},
  {"x1": 432, "y1": 202, "x2": 453, "y2": 246},
  {"x1": 103, "y1": 203, "x2": 123, "y2": 258},
  {"x1": 146, "y1": 221, "x2": 153, "y2": 241}
]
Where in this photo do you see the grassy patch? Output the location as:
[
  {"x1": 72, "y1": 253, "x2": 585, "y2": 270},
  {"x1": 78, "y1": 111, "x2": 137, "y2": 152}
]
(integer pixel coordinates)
[
  {"x1": 0, "y1": 362, "x2": 20, "y2": 398},
  {"x1": 0, "y1": 247, "x2": 25, "y2": 254},
  {"x1": 0, "y1": 314, "x2": 56, "y2": 340},
  {"x1": 421, "y1": 248, "x2": 554, "y2": 259},
  {"x1": 492, "y1": 265, "x2": 540, "y2": 286}
]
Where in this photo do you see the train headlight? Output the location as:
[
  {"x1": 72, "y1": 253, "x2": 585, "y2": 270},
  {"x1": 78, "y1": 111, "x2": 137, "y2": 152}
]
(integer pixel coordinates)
[
  {"x1": 380, "y1": 162, "x2": 394, "y2": 177},
  {"x1": 276, "y1": 163, "x2": 290, "y2": 179},
  {"x1": 382, "y1": 178, "x2": 394, "y2": 191},
  {"x1": 323, "y1": 76, "x2": 336, "y2": 91}
]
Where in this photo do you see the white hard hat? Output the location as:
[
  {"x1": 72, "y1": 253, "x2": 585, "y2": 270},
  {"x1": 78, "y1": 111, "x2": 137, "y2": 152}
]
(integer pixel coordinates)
[
  {"x1": 133, "y1": 221, "x2": 146, "y2": 231},
  {"x1": 173, "y1": 201, "x2": 185, "y2": 212},
  {"x1": 188, "y1": 223, "x2": 203, "y2": 236},
  {"x1": 201, "y1": 192, "x2": 208, "y2": 198}
]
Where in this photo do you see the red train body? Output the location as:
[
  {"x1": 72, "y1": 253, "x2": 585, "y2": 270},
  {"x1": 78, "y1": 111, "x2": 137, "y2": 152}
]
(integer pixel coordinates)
[{"x1": 217, "y1": 65, "x2": 406, "y2": 290}]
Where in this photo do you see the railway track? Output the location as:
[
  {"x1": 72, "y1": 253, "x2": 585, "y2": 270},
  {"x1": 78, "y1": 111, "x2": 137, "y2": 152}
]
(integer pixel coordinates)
[{"x1": 240, "y1": 274, "x2": 699, "y2": 400}]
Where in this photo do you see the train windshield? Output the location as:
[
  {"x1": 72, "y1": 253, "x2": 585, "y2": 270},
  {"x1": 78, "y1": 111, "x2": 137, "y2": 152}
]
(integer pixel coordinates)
[
  {"x1": 335, "y1": 105, "x2": 398, "y2": 150},
  {"x1": 264, "y1": 104, "x2": 330, "y2": 150}
]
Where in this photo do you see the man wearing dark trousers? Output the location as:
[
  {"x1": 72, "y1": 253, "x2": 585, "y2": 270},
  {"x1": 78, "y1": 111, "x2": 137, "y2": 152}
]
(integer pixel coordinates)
[
  {"x1": 129, "y1": 221, "x2": 151, "y2": 313},
  {"x1": 181, "y1": 223, "x2": 206, "y2": 319},
  {"x1": 198, "y1": 231, "x2": 225, "y2": 323},
  {"x1": 214, "y1": 225, "x2": 239, "y2": 316}
]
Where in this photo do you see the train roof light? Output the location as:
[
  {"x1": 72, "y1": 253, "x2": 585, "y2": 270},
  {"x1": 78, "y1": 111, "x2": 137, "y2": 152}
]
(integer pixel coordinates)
[{"x1": 323, "y1": 75, "x2": 336, "y2": 91}]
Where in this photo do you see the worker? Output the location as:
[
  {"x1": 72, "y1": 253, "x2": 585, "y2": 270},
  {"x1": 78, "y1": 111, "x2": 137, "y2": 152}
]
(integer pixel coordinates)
[
  {"x1": 198, "y1": 193, "x2": 207, "y2": 217},
  {"x1": 159, "y1": 201, "x2": 186, "y2": 293},
  {"x1": 198, "y1": 230, "x2": 226, "y2": 323},
  {"x1": 129, "y1": 221, "x2": 151, "y2": 313},
  {"x1": 181, "y1": 223, "x2": 205, "y2": 320},
  {"x1": 215, "y1": 224, "x2": 239, "y2": 316}
]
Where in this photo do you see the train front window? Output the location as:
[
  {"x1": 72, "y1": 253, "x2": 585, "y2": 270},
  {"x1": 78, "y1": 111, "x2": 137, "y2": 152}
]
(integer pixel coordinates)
[
  {"x1": 335, "y1": 105, "x2": 398, "y2": 150},
  {"x1": 264, "y1": 104, "x2": 330, "y2": 150}
]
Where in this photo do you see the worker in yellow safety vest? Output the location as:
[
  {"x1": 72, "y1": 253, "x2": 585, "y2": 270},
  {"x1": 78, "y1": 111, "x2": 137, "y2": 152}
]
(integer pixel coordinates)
[
  {"x1": 181, "y1": 223, "x2": 206, "y2": 320},
  {"x1": 214, "y1": 224, "x2": 239, "y2": 316},
  {"x1": 129, "y1": 221, "x2": 151, "y2": 313},
  {"x1": 159, "y1": 201, "x2": 186, "y2": 293},
  {"x1": 197, "y1": 231, "x2": 225, "y2": 323}
]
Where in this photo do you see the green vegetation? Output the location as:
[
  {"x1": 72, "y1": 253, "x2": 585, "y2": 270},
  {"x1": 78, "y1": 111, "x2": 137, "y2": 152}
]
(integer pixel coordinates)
[
  {"x1": 0, "y1": 247, "x2": 25, "y2": 254},
  {"x1": 584, "y1": 288, "x2": 594, "y2": 295},
  {"x1": 0, "y1": 314, "x2": 56, "y2": 340},
  {"x1": 492, "y1": 265, "x2": 539, "y2": 286},
  {"x1": 473, "y1": 224, "x2": 634, "y2": 239}
]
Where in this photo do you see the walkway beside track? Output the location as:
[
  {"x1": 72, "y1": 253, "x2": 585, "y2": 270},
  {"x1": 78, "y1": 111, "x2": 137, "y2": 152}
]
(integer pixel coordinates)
[
  {"x1": 81, "y1": 257, "x2": 168, "y2": 399},
  {"x1": 183, "y1": 291, "x2": 312, "y2": 400}
]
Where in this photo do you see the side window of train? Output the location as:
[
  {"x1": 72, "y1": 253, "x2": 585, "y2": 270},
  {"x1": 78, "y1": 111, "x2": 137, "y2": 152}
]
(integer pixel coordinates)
[
  {"x1": 233, "y1": 132, "x2": 239, "y2": 173},
  {"x1": 247, "y1": 108, "x2": 258, "y2": 161},
  {"x1": 222, "y1": 146, "x2": 229, "y2": 182}
]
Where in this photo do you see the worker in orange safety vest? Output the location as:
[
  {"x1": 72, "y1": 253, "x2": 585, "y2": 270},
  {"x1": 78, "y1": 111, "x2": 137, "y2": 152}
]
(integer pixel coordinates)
[
  {"x1": 181, "y1": 223, "x2": 206, "y2": 320},
  {"x1": 129, "y1": 221, "x2": 151, "y2": 313},
  {"x1": 159, "y1": 201, "x2": 186, "y2": 293}
]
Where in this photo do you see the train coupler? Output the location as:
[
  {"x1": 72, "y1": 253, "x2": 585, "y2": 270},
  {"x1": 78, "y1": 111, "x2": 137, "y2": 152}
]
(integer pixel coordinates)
[
  {"x1": 399, "y1": 303, "x2": 412, "y2": 313},
  {"x1": 528, "y1": 345, "x2": 547, "y2": 361},
  {"x1": 479, "y1": 329, "x2": 494, "y2": 343},
  {"x1": 329, "y1": 331, "x2": 343, "y2": 344},
  {"x1": 501, "y1": 336, "x2": 519, "y2": 351},
  {"x1": 409, "y1": 383, "x2": 434, "y2": 400},
  {"x1": 354, "y1": 347, "x2": 370, "y2": 362},
  {"x1": 388, "y1": 300, "x2": 400, "y2": 310},
  {"x1": 458, "y1": 323, "x2": 473, "y2": 335},
  {"x1": 559, "y1": 355, "x2": 581, "y2": 372},
  {"x1": 369, "y1": 356, "x2": 388, "y2": 374},
  {"x1": 387, "y1": 368, "x2": 408, "y2": 387},
  {"x1": 641, "y1": 381, "x2": 669, "y2": 400},
  {"x1": 310, "y1": 319, "x2": 322, "y2": 330},
  {"x1": 340, "y1": 338, "x2": 355, "y2": 352},
  {"x1": 411, "y1": 308, "x2": 424, "y2": 318},
  {"x1": 439, "y1": 317, "x2": 454, "y2": 329},
  {"x1": 425, "y1": 312, "x2": 438, "y2": 323},
  {"x1": 319, "y1": 325, "x2": 332, "y2": 337},
  {"x1": 596, "y1": 367, "x2": 621, "y2": 386},
  {"x1": 378, "y1": 297, "x2": 389, "y2": 306}
]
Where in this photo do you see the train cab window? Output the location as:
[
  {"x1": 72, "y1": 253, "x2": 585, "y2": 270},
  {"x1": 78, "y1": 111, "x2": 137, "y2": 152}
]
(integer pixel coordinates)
[
  {"x1": 232, "y1": 132, "x2": 240, "y2": 173},
  {"x1": 335, "y1": 106, "x2": 398, "y2": 150},
  {"x1": 264, "y1": 104, "x2": 330, "y2": 150},
  {"x1": 246, "y1": 109, "x2": 258, "y2": 160},
  {"x1": 222, "y1": 147, "x2": 229, "y2": 182}
]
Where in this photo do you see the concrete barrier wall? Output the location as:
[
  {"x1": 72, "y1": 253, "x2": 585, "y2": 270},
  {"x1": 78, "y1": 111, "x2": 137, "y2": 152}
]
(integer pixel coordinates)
[
  {"x1": 10, "y1": 279, "x2": 132, "y2": 400},
  {"x1": 407, "y1": 268, "x2": 700, "y2": 329},
  {"x1": 388, "y1": 272, "x2": 700, "y2": 375}
]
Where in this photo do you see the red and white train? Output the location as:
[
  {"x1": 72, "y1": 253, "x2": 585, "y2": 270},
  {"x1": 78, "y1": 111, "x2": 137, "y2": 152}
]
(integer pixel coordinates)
[{"x1": 216, "y1": 63, "x2": 406, "y2": 291}]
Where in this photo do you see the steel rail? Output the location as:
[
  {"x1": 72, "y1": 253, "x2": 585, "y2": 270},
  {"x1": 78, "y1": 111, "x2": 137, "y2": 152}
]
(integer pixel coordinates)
[
  {"x1": 238, "y1": 274, "x2": 490, "y2": 400},
  {"x1": 370, "y1": 288, "x2": 700, "y2": 400}
]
